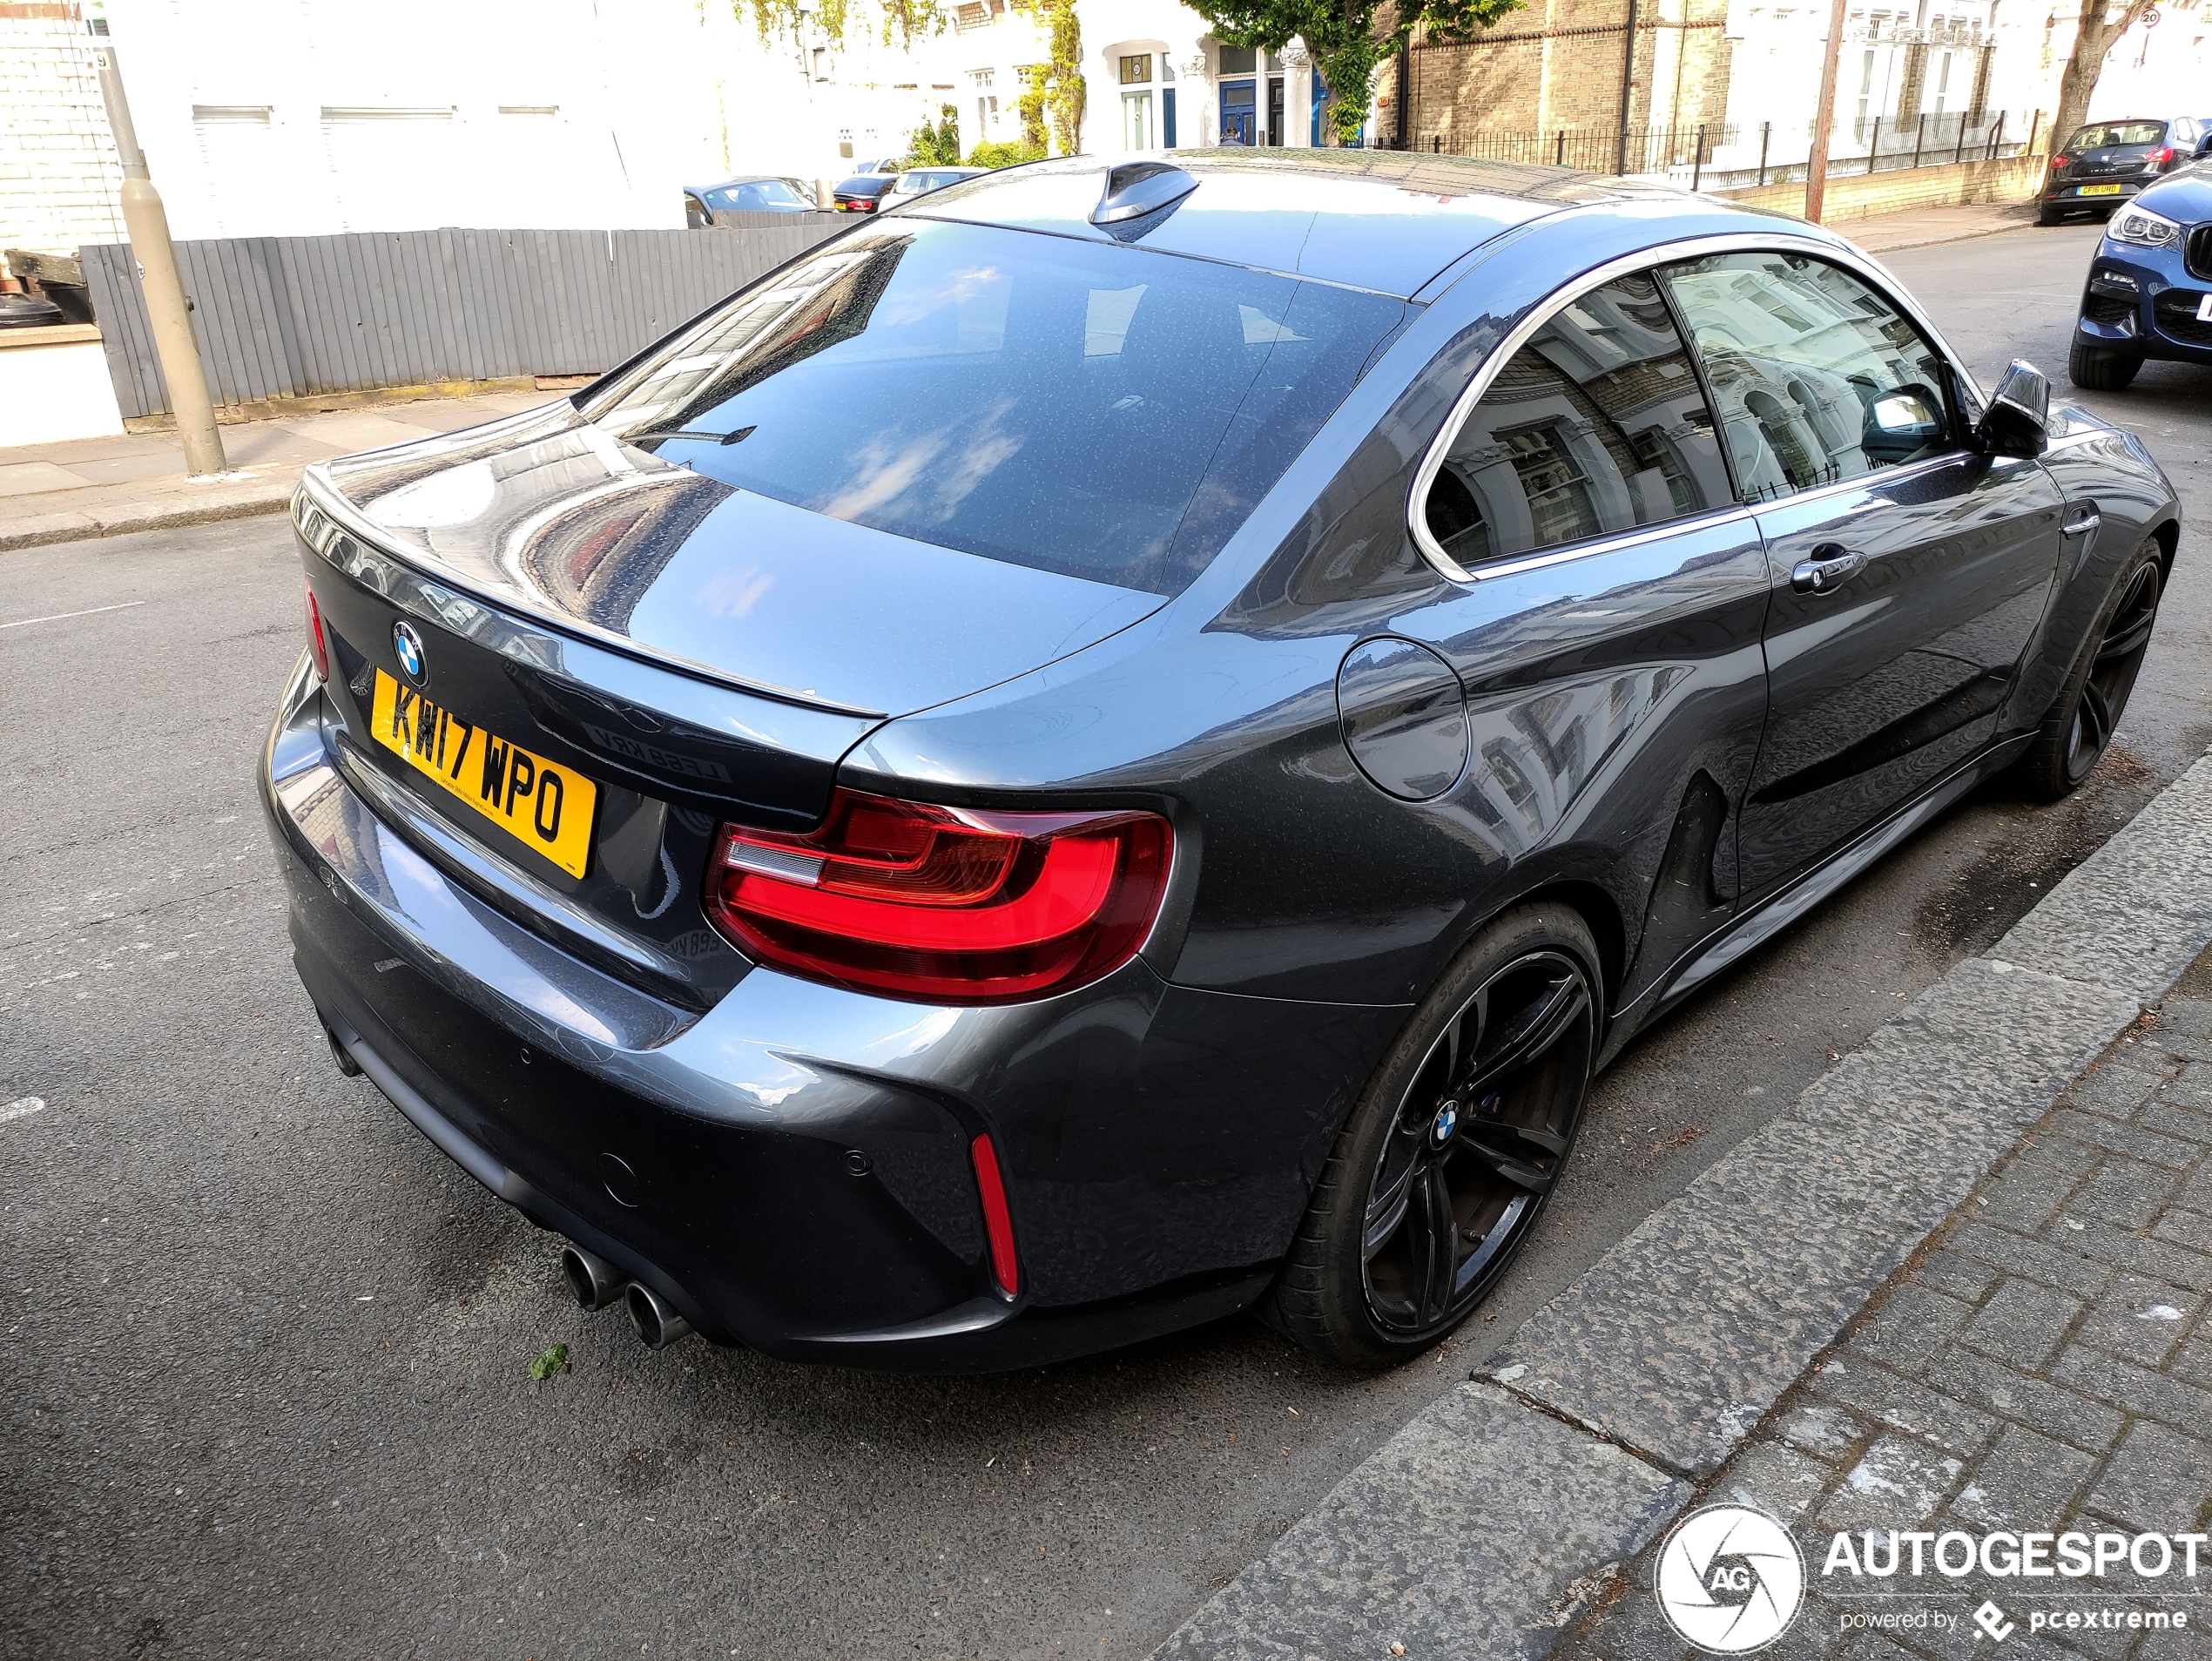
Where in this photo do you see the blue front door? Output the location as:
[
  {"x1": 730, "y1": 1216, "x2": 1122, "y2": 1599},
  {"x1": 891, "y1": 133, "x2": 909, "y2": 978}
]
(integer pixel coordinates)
[{"x1": 1220, "y1": 78, "x2": 1256, "y2": 145}]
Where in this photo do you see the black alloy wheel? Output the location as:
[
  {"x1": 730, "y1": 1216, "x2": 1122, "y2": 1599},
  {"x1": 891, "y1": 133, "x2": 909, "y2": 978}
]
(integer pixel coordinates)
[
  {"x1": 2020, "y1": 539, "x2": 2163, "y2": 800},
  {"x1": 1266, "y1": 903, "x2": 1599, "y2": 1368}
]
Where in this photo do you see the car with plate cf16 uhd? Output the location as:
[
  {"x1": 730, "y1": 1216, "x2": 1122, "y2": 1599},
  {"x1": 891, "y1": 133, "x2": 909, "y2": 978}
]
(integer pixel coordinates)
[{"x1": 266, "y1": 151, "x2": 2179, "y2": 1371}]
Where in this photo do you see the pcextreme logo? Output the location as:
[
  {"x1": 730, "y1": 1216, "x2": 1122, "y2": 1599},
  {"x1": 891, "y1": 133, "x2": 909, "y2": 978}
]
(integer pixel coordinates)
[{"x1": 1655, "y1": 1505, "x2": 1807, "y2": 1653}]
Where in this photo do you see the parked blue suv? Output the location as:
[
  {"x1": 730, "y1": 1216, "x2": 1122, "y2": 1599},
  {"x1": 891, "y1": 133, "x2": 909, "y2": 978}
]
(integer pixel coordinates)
[{"x1": 2071, "y1": 164, "x2": 2212, "y2": 389}]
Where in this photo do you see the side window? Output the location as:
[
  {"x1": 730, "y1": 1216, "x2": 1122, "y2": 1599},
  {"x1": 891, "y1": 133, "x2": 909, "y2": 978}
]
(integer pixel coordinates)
[
  {"x1": 1422, "y1": 272, "x2": 1733, "y2": 571},
  {"x1": 1659, "y1": 252, "x2": 1953, "y2": 503}
]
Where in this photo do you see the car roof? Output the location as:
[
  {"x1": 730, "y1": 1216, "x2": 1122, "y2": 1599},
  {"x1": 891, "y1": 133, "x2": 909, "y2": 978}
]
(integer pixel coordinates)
[{"x1": 904, "y1": 149, "x2": 1712, "y2": 300}]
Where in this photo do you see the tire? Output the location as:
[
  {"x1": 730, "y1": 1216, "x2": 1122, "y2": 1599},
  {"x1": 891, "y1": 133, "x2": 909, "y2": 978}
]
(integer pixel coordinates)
[
  {"x1": 2068, "y1": 339, "x2": 2141, "y2": 391},
  {"x1": 1264, "y1": 902, "x2": 1600, "y2": 1369},
  {"x1": 2037, "y1": 203, "x2": 2062, "y2": 226},
  {"x1": 2016, "y1": 537, "x2": 2164, "y2": 801}
]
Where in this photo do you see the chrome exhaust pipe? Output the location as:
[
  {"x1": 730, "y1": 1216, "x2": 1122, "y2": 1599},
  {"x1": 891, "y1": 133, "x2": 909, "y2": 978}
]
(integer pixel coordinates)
[
  {"x1": 323, "y1": 1020, "x2": 363, "y2": 1077},
  {"x1": 558, "y1": 1244, "x2": 625, "y2": 1311},
  {"x1": 624, "y1": 1281, "x2": 693, "y2": 1350}
]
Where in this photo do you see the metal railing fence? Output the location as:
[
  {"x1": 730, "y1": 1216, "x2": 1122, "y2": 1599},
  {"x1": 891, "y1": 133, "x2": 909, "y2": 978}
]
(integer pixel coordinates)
[
  {"x1": 80, "y1": 213, "x2": 846, "y2": 421},
  {"x1": 1407, "y1": 108, "x2": 2036, "y2": 191}
]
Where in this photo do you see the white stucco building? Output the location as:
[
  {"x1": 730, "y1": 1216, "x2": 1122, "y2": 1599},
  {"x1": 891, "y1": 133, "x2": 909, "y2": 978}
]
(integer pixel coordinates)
[{"x1": 16, "y1": 0, "x2": 1368, "y2": 251}]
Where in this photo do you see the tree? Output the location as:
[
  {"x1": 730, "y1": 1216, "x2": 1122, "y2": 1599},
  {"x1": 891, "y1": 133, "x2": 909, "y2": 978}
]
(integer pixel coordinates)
[
  {"x1": 1012, "y1": 0, "x2": 1085, "y2": 156},
  {"x1": 909, "y1": 105, "x2": 962, "y2": 166},
  {"x1": 737, "y1": 0, "x2": 944, "y2": 51},
  {"x1": 1188, "y1": 0, "x2": 1524, "y2": 147},
  {"x1": 2049, "y1": 0, "x2": 2158, "y2": 152}
]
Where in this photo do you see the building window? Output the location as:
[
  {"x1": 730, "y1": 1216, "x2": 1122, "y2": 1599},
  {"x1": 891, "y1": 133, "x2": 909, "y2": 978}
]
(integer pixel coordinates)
[
  {"x1": 1120, "y1": 53, "x2": 1152, "y2": 84},
  {"x1": 1217, "y1": 44, "x2": 1256, "y2": 73}
]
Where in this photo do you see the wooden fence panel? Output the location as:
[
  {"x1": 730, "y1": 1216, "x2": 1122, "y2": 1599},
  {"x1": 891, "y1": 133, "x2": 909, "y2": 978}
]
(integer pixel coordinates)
[{"x1": 78, "y1": 218, "x2": 846, "y2": 419}]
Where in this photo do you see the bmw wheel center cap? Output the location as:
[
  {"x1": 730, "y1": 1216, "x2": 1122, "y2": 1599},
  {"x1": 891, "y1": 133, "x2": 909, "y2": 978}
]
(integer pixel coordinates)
[
  {"x1": 393, "y1": 621, "x2": 428, "y2": 686},
  {"x1": 1431, "y1": 1101, "x2": 1459, "y2": 1146}
]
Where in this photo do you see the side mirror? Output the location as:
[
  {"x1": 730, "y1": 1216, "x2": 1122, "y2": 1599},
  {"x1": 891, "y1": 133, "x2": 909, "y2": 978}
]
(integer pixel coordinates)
[
  {"x1": 1978, "y1": 359, "x2": 2050, "y2": 458},
  {"x1": 1862, "y1": 381, "x2": 1946, "y2": 463}
]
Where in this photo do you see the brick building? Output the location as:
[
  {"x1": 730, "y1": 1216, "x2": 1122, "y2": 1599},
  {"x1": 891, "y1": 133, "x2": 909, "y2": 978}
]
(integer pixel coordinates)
[
  {"x1": 0, "y1": 0, "x2": 123, "y2": 257},
  {"x1": 1402, "y1": 0, "x2": 1734, "y2": 162}
]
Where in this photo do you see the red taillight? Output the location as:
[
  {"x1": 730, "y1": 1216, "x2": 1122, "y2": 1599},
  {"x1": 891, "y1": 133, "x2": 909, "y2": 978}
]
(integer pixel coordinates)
[
  {"x1": 704, "y1": 788, "x2": 1170, "y2": 1004},
  {"x1": 304, "y1": 581, "x2": 329, "y2": 681},
  {"x1": 2051, "y1": 153, "x2": 2071, "y2": 170},
  {"x1": 970, "y1": 1133, "x2": 1019, "y2": 1296},
  {"x1": 2146, "y1": 146, "x2": 2175, "y2": 167}
]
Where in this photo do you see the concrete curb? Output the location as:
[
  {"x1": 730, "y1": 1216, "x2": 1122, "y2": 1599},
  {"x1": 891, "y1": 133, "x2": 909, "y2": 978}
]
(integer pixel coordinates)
[
  {"x1": 1151, "y1": 753, "x2": 2212, "y2": 1661},
  {"x1": 0, "y1": 477, "x2": 294, "y2": 552}
]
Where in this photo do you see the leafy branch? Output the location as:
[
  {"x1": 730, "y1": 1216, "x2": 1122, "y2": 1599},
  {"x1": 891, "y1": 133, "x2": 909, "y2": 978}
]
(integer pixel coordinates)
[{"x1": 1190, "y1": 0, "x2": 1524, "y2": 145}]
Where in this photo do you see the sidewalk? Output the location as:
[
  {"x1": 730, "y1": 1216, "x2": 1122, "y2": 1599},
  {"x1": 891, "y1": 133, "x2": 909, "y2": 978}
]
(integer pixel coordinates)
[
  {"x1": 1154, "y1": 755, "x2": 2212, "y2": 1660},
  {"x1": 1557, "y1": 969, "x2": 2212, "y2": 1660},
  {"x1": 0, "y1": 388, "x2": 551, "y2": 552},
  {"x1": 1841, "y1": 199, "x2": 2041, "y2": 255}
]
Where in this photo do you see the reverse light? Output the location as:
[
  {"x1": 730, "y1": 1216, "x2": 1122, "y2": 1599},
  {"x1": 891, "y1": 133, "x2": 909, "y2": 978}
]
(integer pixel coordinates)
[
  {"x1": 304, "y1": 581, "x2": 329, "y2": 681},
  {"x1": 704, "y1": 788, "x2": 1171, "y2": 1004}
]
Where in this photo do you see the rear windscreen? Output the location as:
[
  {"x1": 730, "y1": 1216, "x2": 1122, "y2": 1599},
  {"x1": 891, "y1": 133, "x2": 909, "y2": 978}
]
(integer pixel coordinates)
[
  {"x1": 2065, "y1": 121, "x2": 2166, "y2": 150},
  {"x1": 581, "y1": 219, "x2": 1407, "y2": 595}
]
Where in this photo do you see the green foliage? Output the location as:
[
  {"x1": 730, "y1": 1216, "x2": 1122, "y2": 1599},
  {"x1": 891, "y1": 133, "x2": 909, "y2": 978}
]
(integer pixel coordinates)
[
  {"x1": 736, "y1": 0, "x2": 945, "y2": 51},
  {"x1": 968, "y1": 138, "x2": 1047, "y2": 167},
  {"x1": 528, "y1": 1343, "x2": 569, "y2": 1381},
  {"x1": 1190, "y1": 0, "x2": 1524, "y2": 145},
  {"x1": 909, "y1": 104, "x2": 963, "y2": 166},
  {"x1": 1009, "y1": 0, "x2": 1084, "y2": 154}
]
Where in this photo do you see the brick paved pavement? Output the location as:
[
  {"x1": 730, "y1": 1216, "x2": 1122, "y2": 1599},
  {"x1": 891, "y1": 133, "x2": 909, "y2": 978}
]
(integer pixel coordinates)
[{"x1": 1562, "y1": 958, "x2": 2212, "y2": 1661}]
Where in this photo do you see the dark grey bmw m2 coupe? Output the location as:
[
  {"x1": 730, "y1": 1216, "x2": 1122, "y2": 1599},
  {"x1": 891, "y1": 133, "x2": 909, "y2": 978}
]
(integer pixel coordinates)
[{"x1": 265, "y1": 151, "x2": 2180, "y2": 1371}]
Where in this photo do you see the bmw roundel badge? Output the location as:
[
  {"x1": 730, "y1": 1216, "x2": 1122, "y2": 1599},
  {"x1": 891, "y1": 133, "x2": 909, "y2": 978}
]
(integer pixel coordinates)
[{"x1": 392, "y1": 620, "x2": 428, "y2": 687}]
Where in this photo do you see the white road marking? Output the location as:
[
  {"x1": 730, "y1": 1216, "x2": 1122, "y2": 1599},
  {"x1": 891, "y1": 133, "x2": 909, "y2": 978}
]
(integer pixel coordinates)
[
  {"x1": 1, "y1": 1097, "x2": 47, "y2": 1124},
  {"x1": 0, "y1": 600, "x2": 147, "y2": 630}
]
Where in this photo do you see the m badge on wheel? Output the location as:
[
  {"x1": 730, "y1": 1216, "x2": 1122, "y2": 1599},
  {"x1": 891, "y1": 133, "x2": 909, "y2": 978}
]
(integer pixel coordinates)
[{"x1": 1655, "y1": 1504, "x2": 1806, "y2": 1653}]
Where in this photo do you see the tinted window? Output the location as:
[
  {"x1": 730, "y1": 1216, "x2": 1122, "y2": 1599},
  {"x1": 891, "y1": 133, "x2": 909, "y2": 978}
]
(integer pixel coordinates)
[
  {"x1": 2064, "y1": 121, "x2": 2166, "y2": 151},
  {"x1": 1659, "y1": 253, "x2": 1952, "y2": 503},
  {"x1": 583, "y1": 219, "x2": 1406, "y2": 595},
  {"x1": 704, "y1": 180, "x2": 813, "y2": 212},
  {"x1": 1423, "y1": 272, "x2": 1731, "y2": 571}
]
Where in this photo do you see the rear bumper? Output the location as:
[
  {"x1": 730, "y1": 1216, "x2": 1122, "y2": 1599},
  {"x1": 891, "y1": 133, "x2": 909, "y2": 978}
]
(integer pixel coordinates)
[
  {"x1": 260, "y1": 658, "x2": 1405, "y2": 1369},
  {"x1": 2039, "y1": 177, "x2": 2152, "y2": 207}
]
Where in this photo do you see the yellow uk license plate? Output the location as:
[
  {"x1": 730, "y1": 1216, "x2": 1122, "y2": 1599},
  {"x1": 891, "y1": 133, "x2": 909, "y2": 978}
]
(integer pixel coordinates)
[
  {"x1": 2078, "y1": 184, "x2": 2125, "y2": 196},
  {"x1": 368, "y1": 669, "x2": 597, "y2": 878}
]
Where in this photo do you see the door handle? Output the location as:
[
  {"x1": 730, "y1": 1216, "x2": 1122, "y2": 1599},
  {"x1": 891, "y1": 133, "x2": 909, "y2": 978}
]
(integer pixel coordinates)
[
  {"x1": 2062, "y1": 504, "x2": 2101, "y2": 536},
  {"x1": 1791, "y1": 545, "x2": 1866, "y2": 595}
]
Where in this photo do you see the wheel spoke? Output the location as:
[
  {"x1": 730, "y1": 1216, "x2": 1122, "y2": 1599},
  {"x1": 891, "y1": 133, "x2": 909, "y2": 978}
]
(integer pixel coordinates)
[
  {"x1": 2097, "y1": 609, "x2": 2155, "y2": 666},
  {"x1": 1456, "y1": 1126, "x2": 1561, "y2": 1193},
  {"x1": 1458, "y1": 975, "x2": 1590, "y2": 1098},
  {"x1": 1363, "y1": 1151, "x2": 1417, "y2": 1260},
  {"x1": 2080, "y1": 679, "x2": 2113, "y2": 758},
  {"x1": 1406, "y1": 1158, "x2": 1458, "y2": 1322}
]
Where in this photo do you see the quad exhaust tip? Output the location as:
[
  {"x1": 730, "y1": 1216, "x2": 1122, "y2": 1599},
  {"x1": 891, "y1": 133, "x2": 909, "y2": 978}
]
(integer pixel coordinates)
[
  {"x1": 558, "y1": 1245, "x2": 625, "y2": 1311},
  {"x1": 624, "y1": 1281, "x2": 693, "y2": 1350}
]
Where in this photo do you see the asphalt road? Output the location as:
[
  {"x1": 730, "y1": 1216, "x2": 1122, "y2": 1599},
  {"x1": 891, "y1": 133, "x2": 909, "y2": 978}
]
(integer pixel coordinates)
[{"x1": 3, "y1": 220, "x2": 2209, "y2": 1661}]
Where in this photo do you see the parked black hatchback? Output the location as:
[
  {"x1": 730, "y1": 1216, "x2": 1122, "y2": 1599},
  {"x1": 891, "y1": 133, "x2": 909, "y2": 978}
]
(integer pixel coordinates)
[
  {"x1": 2037, "y1": 116, "x2": 2212, "y2": 223},
  {"x1": 266, "y1": 152, "x2": 2179, "y2": 1374}
]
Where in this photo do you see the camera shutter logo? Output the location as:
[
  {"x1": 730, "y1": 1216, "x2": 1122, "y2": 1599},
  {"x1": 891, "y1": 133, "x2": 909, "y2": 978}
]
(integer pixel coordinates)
[{"x1": 1655, "y1": 1503, "x2": 1806, "y2": 1653}]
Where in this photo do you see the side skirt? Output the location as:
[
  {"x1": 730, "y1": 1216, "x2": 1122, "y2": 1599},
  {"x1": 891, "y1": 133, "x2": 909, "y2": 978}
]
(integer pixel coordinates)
[{"x1": 1595, "y1": 733, "x2": 2034, "y2": 1068}]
